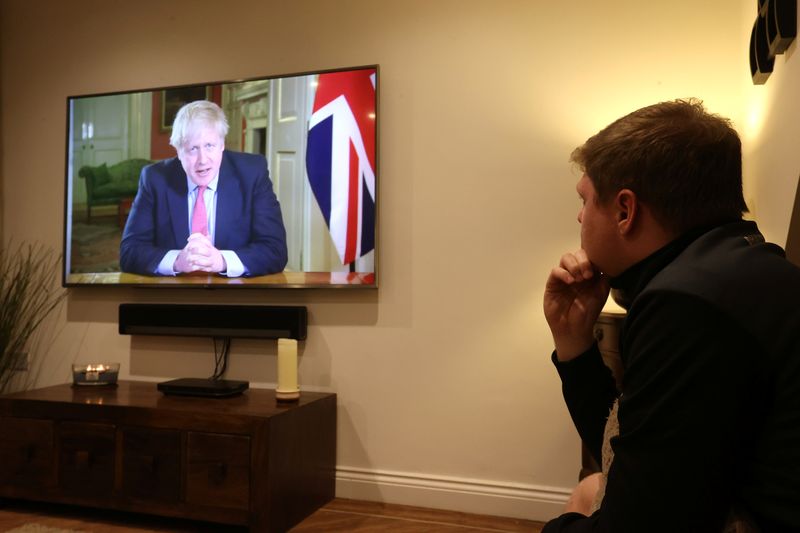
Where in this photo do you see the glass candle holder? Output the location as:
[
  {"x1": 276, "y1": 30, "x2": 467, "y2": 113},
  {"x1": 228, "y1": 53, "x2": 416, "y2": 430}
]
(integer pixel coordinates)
[{"x1": 72, "y1": 363, "x2": 120, "y2": 386}]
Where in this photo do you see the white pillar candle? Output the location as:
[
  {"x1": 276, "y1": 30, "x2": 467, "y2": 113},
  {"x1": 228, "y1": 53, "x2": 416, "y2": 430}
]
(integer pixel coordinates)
[{"x1": 276, "y1": 338, "x2": 300, "y2": 401}]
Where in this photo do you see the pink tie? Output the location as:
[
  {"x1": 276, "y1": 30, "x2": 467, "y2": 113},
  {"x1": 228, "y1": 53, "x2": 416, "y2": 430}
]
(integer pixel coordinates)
[{"x1": 191, "y1": 185, "x2": 208, "y2": 236}]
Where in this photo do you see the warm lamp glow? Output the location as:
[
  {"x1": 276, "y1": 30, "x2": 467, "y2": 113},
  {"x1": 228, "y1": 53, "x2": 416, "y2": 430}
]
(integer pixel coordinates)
[{"x1": 743, "y1": 88, "x2": 771, "y2": 143}]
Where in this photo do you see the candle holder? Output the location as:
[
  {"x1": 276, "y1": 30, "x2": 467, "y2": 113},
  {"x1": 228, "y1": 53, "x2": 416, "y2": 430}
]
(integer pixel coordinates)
[{"x1": 72, "y1": 363, "x2": 120, "y2": 386}]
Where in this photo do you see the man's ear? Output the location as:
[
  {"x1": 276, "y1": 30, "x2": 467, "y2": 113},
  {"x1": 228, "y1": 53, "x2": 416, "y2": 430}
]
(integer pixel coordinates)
[{"x1": 615, "y1": 189, "x2": 637, "y2": 234}]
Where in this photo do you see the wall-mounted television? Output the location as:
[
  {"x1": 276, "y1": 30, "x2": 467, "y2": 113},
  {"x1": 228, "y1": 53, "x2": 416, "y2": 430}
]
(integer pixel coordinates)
[{"x1": 63, "y1": 65, "x2": 377, "y2": 289}]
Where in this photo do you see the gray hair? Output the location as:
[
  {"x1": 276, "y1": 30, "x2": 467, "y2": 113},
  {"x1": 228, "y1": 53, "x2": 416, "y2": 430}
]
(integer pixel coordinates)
[{"x1": 169, "y1": 100, "x2": 229, "y2": 150}]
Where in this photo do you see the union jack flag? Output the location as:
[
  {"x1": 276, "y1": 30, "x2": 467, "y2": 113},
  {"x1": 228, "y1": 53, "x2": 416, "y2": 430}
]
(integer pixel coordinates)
[{"x1": 306, "y1": 68, "x2": 376, "y2": 266}]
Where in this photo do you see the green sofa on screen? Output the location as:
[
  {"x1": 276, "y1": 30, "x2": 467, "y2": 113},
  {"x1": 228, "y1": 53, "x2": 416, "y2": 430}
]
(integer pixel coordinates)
[{"x1": 78, "y1": 158, "x2": 151, "y2": 221}]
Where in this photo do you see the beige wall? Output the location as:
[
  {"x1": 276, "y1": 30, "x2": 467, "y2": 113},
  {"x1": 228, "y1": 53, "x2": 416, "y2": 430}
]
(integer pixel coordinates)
[
  {"x1": 1, "y1": 0, "x2": 782, "y2": 522},
  {"x1": 740, "y1": 2, "x2": 800, "y2": 247}
]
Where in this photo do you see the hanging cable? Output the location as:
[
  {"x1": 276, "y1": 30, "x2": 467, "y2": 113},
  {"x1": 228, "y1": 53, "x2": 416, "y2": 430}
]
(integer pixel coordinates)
[{"x1": 210, "y1": 336, "x2": 231, "y2": 380}]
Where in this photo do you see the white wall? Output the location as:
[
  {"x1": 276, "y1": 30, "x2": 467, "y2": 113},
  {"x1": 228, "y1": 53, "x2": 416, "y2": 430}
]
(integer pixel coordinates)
[
  {"x1": 0, "y1": 0, "x2": 771, "y2": 522},
  {"x1": 740, "y1": 1, "x2": 800, "y2": 247}
]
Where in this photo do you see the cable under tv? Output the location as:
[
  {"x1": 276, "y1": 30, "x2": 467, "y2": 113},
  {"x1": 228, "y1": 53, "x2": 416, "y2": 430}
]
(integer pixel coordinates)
[
  {"x1": 157, "y1": 378, "x2": 249, "y2": 398},
  {"x1": 119, "y1": 304, "x2": 307, "y2": 399}
]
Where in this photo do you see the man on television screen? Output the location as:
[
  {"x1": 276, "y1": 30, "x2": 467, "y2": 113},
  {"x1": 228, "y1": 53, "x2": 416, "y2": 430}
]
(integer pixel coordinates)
[{"x1": 120, "y1": 100, "x2": 287, "y2": 277}]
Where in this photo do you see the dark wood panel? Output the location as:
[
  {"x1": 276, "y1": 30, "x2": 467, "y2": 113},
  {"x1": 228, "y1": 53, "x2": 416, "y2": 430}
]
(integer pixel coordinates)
[
  {"x1": 120, "y1": 426, "x2": 181, "y2": 502},
  {"x1": 262, "y1": 394, "x2": 337, "y2": 531},
  {"x1": 58, "y1": 421, "x2": 116, "y2": 497},
  {"x1": 186, "y1": 432, "x2": 250, "y2": 510},
  {"x1": 0, "y1": 417, "x2": 55, "y2": 489}
]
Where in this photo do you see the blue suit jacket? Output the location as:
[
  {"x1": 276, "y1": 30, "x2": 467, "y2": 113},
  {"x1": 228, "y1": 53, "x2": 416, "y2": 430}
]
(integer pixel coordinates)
[{"x1": 119, "y1": 151, "x2": 288, "y2": 276}]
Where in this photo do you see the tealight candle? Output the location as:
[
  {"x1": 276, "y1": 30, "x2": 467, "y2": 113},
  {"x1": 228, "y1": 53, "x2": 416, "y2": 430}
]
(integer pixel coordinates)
[
  {"x1": 85, "y1": 364, "x2": 106, "y2": 381},
  {"x1": 72, "y1": 363, "x2": 120, "y2": 386}
]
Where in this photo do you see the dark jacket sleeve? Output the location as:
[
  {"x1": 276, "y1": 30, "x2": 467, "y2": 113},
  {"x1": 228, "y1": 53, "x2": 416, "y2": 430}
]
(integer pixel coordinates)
[
  {"x1": 552, "y1": 344, "x2": 617, "y2": 465},
  {"x1": 544, "y1": 292, "x2": 760, "y2": 533},
  {"x1": 216, "y1": 153, "x2": 287, "y2": 276},
  {"x1": 119, "y1": 165, "x2": 174, "y2": 274}
]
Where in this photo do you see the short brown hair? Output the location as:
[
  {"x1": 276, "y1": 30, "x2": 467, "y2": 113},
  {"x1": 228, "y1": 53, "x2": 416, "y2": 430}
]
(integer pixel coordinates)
[{"x1": 570, "y1": 99, "x2": 747, "y2": 234}]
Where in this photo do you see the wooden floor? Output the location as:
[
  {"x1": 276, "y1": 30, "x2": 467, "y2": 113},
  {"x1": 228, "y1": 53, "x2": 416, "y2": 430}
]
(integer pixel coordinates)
[{"x1": 0, "y1": 498, "x2": 546, "y2": 532}]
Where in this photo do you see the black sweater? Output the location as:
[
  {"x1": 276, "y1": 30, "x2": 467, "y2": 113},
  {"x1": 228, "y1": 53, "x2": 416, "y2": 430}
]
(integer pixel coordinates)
[{"x1": 545, "y1": 221, "x2": 800, "y2": 533}]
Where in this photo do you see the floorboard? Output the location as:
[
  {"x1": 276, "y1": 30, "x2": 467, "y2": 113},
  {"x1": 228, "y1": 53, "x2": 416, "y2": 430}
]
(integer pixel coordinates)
[{"x1": 0, "y1": 498, "x2": 546, "y2": 532}]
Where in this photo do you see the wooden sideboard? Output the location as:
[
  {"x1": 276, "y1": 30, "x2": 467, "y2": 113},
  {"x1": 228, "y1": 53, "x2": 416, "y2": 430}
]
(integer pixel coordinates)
[
  {"x1": 0, "y1": 381, "x2": 336, "y2": 532},
  {"x1": 580, "y1": 310, "x2": 625, "y2": 480}
]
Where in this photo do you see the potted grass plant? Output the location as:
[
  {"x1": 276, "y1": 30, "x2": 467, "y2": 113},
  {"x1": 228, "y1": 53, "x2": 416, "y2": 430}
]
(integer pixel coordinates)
[{"x1": 0, "y1": 241, "x2": 66, "y2": 393}]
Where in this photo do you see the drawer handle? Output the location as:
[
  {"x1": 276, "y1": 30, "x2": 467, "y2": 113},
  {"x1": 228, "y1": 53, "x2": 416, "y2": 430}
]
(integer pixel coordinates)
[
  {"x1": 23, "y1": 444, "x2": 36, "y2": 464},
  {"x1": 141, "y1": 455, "x2": 159, "y2": 472},
  {"x1": 209, "y1": 462, "x2": 227, "y2": 485},
  {"x1": 75, "y1": 450, "x2": 91, "y2": 470}
]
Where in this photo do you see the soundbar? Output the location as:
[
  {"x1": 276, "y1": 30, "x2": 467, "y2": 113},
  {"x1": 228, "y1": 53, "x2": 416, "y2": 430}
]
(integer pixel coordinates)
[{"x1": 119, "y1": 304, "x2": 307, "y2": 340}]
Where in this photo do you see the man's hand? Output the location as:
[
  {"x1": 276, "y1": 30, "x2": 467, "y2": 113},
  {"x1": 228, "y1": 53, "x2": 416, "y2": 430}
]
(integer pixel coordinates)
[
  {"x1": 543, "y1": 249, "x2": 610, "y2": 361},
  {"x1": 173, "y1": 233, "x2": 226, "y2": 274}
]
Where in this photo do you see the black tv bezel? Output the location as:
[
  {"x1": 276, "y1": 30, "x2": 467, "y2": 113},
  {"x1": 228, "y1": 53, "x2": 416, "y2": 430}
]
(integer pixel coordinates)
[{"x1": 62, "y1": 64, "x2": 379, "y2": 290}]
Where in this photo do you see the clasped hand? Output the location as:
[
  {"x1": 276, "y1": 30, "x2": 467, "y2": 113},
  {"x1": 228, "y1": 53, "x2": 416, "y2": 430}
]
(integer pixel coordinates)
[
  {"x1": 174, "y1": 233, "x2": 226, "y2": 274},
  {"x1": 543, "y1": 249, "x2": 610, "y2": 362}
]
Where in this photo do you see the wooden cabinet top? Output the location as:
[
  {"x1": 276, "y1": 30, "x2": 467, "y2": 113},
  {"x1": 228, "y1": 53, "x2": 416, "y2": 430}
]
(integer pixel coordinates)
[{"x1": 0, "y1": 381, "x2": 336, "y2": 431}]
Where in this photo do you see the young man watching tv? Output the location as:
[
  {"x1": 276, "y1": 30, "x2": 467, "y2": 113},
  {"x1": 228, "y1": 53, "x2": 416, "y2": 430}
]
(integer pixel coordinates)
[{"x1": 543, "y1": 99, "x2": 800, "y2": 532}]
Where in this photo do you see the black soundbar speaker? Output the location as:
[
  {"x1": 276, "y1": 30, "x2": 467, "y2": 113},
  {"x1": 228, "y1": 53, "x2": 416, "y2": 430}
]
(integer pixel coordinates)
[{"x1": 119, "y1": 304, "x2": 307, "y2": 340}]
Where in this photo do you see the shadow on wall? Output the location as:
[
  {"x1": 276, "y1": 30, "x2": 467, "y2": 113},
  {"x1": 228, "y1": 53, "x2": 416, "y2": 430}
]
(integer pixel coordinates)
[{"x1": 786, "y1": 173, "x2": 800, "y2": 267}]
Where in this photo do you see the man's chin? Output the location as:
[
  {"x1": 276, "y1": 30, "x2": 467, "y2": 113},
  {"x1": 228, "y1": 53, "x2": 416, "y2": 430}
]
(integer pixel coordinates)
[{"x1": 190, "y1": 172, "x2": 213, "y2": 185}]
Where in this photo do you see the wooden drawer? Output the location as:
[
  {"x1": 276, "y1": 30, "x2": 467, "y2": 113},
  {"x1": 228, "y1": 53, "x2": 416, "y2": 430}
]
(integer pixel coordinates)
[
  {"x1": 594, "y1": 312, "x2": 624, "y2": 388},
  {"x1": 121, "y1": 426, "x2": 181, "y2": 502},
  {"x1": 186, "y1": 432, "x2": 250, "y2": 510},
  {"x1": 0, "y1": 417, "x2": 55, "y2": 489},
  {"x1": 58, "y1": 421, "x2": 115, "y2": 496}
]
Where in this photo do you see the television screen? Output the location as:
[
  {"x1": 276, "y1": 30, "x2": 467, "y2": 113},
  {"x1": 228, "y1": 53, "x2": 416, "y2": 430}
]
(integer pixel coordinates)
[{"x1": 63, "y1": 65, "x2": 377, "y2": 288}]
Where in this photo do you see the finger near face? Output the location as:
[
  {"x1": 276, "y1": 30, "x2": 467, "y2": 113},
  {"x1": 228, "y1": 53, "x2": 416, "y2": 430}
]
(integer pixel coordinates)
[
  {"x1": 559, "y1": 253, "x2": 586, "y2": 281},
  {"x1": 559, "y1": 252, "x2": 578, "y2": 271},
  {"x1": 574, "y1": 249, "x2": 596, "y2": 278}
]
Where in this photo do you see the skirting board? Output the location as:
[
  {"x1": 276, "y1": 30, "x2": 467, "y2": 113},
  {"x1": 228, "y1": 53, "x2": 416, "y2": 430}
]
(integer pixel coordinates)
[{"x1": 335, "y1": 466, "x2": 571, "y2": 522}]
